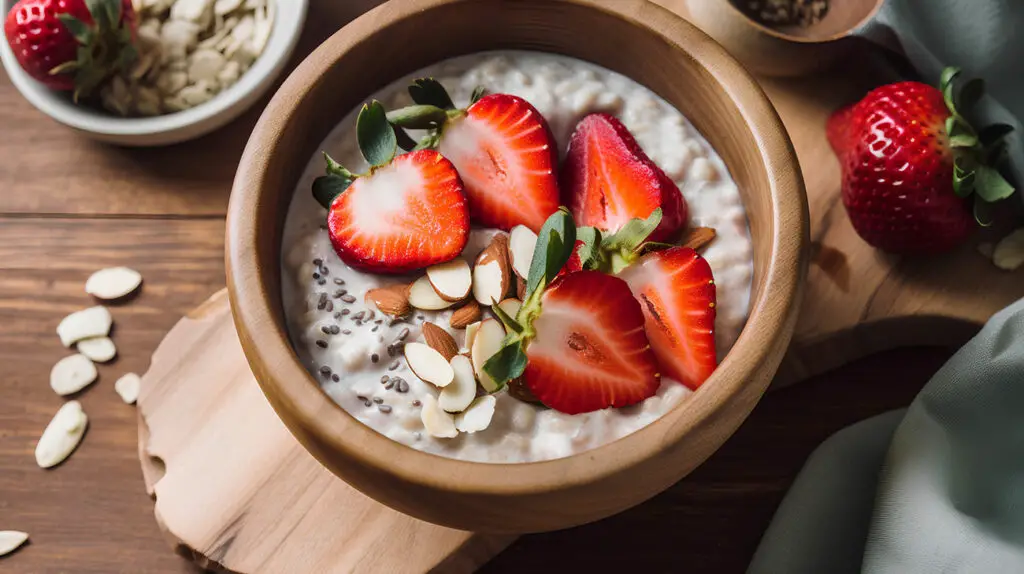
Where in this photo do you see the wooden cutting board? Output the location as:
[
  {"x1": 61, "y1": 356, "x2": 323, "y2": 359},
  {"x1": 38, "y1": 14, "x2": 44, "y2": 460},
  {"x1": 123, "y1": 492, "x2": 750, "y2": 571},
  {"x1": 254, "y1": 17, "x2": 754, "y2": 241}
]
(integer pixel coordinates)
[{"x1": 135, "y1": 4, "x2": 1024, "y2": 573}]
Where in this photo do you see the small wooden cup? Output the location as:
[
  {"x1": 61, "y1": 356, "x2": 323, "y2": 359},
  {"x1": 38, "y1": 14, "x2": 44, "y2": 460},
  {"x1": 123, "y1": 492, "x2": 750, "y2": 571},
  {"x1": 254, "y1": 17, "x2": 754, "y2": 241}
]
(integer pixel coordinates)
[
  {"x1": 228, "y1": 0, "x2": 808, "y2": 533},
  {"x1": 683, "y1": 0, "x2": 887, "y2": 77}
]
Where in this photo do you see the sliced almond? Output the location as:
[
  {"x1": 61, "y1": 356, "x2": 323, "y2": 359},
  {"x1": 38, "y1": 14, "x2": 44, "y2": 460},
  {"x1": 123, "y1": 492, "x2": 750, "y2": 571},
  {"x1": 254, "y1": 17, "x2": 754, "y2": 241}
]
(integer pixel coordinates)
[
  {"x1": 508, "y1": 377, "x2": 541, "y2": 404},
  {"x1": 0, "y1": 531, "x2": 29, "y2": 557},
  {"x1": 50, "y1": 354, "x2": 98, "y2": 396},
  {"x1": 681, "y1": 226, "x2": 717, "y2": 251},
  {"x1": 365, "y1": 284, "x2": 411, "y2": 317},
  {"x1": 472, "y1": 234, "x2": 512, "y2": 306},
  {"x1": 76, "y1": 337, "x2": 117, "y2": 363},
  {"x1": 464, "y1": 321, "x2": 482, "y2": 353},
  {"x1": 422, "y1": 322, "x2": 459, "y2": 362},
  {"x1": 426, "y1": 259, "x2": 472, "y2": 302},
  {"x1": 114, "y1": 373, "x2": 142, "y2": 405},
  {"x1": 470, "y1": 319, "x2": 506, "y2": 392},
  {"x1": 56, "y1": 306, "x2": 112, "y2": 347},
  {"x1": 439, "y1": 355, "x2": 478, "y2": 413},
  {"x1": 420, "y1": 394, "x2": 458, "y2": 438},
  {"x1": 450, "y1": 300, "x2": 482, "y2": 329},
  {"x1": 455, "y1": 395, "x2": 497, "y2": 433},
  {"x1": 404, "y1": 342, "x2": 455, "y2": 387},
  {"x1": 516, "y1": 275, "x2": 527, "y2": 299},
  {"x1": 508, "y1": 225, "x2": 538, "y2": 279},
  {"x1": 408, "y1": 276, "x2": 456, "y2": 311},
  {"x1": 35, "y1": 400, "x2": 88, "y2": 468},
  {"x1": 85, "y1": 267, "x2": 142, "y2": 300},
  {"x1": 993, "y1": 228, "x2": 1024, "y2": 271},
  {"x1": 496, "y1": 298, "x2": 522, "y2": 320}
]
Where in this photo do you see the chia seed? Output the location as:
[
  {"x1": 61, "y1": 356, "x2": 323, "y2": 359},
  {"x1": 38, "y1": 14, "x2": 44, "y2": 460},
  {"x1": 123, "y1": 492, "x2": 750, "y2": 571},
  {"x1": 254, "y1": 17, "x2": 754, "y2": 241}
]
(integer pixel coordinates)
[
  {"x1": 320, "y1": 325, "x2": 331, "y2": 334},
  {"x1": 371, "y1": 353, "x2": 379, "y2": 363},
  {"x1": 384, "y1": 379, "x2": 395, "y2": 390},
  {"x1": 397, "y1": 327, "x2": 410, "y2": 341},
  {"x1": 342, "y1": 329, "x2": 352, "y2": 335},
  {"x1": 319, "y1": 366, "x2": 331, "y2": 376},
  {"x1": 352, "y1": 311, "x2": 365, "y2": 322},
  {"x1": 380, "y1": 375, "x2": 390, "y2": 384},
  {"x1": 396, "y1": 379, "x2": 409, "y2": 393},
  {"x1": 341, "y1": 294, "x2": 356, "y2": 303},
  {"x1": 372, "y1": 325, "x2": 379, "y2": 332},
  {"x1": 333, "y1": 289, "x2": 347, "y2": 298},
  {"x1": 416, "y1": 315, "x2": 425, "y2": 322},
  {"x1": 325, "y1": 301, "x2": 334, "y2": 312},
  {"x1": 365, "y1": 310, "x2": 375, "y2": 322},
  {"x1": 357, "y1": 394, "x2": 368, "y2": 402},
  {"x1": 331, "y1": 374, "x2": 340, "y2": 382},
  {"x1": 412, "y1": 400, "x2": 421, "y2": 407},
  {"x1": 341, "y1": 309, "x2": 351, "y2": 316},
  {"x1": 333, "y1": 278, "x2": 345, "y2": 285},
  {"x1": 372, "y1": 397, "x2": 383, "y2": 404},
  {"x1": 316, "y1": 340, "x2": 328, "y2": 349},
  {"x1": 334, "y1": 312, "x2": 343, "y2": 319},
  {"x1": 378, "y1": 405, "x2": 392, "y2": 414},
  {"x1": 317, "y1": 278, "x2": 327, "y2": 286},
  {"x1": 388, "y1": 360, "x2": 400, "y2": 371},
  {"x1": 329, "y1": 325, "x2": 340, "y2": 335},
  {"x1": 313, "y1": 258, "x2": 323, "y2": 266},
  {"x1": 375, "y1": 319, "x2": 383, "y2": 325},
  {"x1": 320, "y1": 267, "x2": 330, "y2": 276},
  {"x1": 312, "y1": 272, "x2": 320, "y2": 280}
]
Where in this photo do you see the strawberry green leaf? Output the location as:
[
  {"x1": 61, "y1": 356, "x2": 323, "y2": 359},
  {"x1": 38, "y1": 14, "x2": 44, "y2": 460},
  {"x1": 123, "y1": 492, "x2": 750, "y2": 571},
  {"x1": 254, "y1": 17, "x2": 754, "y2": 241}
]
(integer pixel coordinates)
[
  {"x1": 979, "y1": 123, "x2": 1015, "y2": 146},
  {"x1": 974, "y1": 165, "x2": 1015, "y2": 203},
  {"x1": 940, "y1": 67, "x2": 961, "y2": 91},
  {"x1": 312, "y1": 175, "x2": 352, "y2": 209},
  {"x1": 386, "y1": 105, "x2": 449, "y2": 129},
  {"x1": 953, "y1": 160, "x2": 976, "y2": 198},
  {"x1": 949, "y1": 133, "x2": 978, "y2": 148},
  {"x1": 470, "y1": 86, "x2": 487, "y2": 104},
  {"x1": 395, "y1": 127, "x2": 417, "y2": 152},
  {"x1": 57, "y1": 14, "x2": 92, "y2": 45},
  {"x1": 323, "y1": 152, "x2": 356, "y2": 179},
  {"x1": 413, "y1": 132, "x2": 441, "y2": 151},
  {"x1": 85, "y1": 0, "x2": 110, "y2": 29},
  {"x1": 357, "y1": 101, "x2": 397, "y2": 167},
  {"x1": 974, "y1": 197, "x2": 995, "y2": 227},
  {"x1": 603, "y1": 208, "x2": 662, "y2": 254},
  {"x1": 491, "y1": 300, "x2": 524, "y2": 335},
  {"x1": 638, "y1": 241, "x2": 676, "y2": 255},
  {"x1": 575, "y1": 226, "x2": 603, "y2": 270},
  {"x1": 482, "y1": 340, "x2": 528, "y2": 387},
  {"x1": 526, "y1": 208, "x2": 576, "y2": 296},
  {"x1": 958, "y1": 78, "x2": 985, "y2": 111},
  {"x1": 944, "y1": 116, "x2": 956, "y2": 138},
  {"x1": 408, "y1": 78, "x2": 455, "y2": 110}
]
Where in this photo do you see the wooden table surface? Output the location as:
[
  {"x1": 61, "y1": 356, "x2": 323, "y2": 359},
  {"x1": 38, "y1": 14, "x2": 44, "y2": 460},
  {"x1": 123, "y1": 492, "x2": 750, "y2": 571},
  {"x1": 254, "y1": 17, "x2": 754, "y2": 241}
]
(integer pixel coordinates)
[{"x1": 0, "y1": 1, "x2": 960, "y2": 572}]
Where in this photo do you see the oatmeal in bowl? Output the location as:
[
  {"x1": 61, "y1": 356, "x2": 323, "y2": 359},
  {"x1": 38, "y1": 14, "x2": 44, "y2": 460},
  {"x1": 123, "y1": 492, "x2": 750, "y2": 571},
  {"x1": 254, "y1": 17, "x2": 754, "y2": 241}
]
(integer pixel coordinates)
[{"x1": 228, "y1": 0, "x2": 806, "y2": 533}]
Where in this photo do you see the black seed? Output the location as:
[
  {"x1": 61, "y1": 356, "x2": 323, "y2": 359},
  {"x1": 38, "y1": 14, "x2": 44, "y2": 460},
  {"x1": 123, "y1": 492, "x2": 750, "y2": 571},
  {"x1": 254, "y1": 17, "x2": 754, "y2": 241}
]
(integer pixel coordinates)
[
  {"x1": 341, "y1": 309, "x2": 351, "y2": 316},
  {"x1": 334, "y1": 312, "x2": 342, "y2": 319},
  {"x1": 380, "y1": 375, "x2": 390, "y2": 384},
  {"x1": 317, "y1": 278, "x2": 327, "y2": 286},
  {"x1": 375, "y1": 319, "x2": 383, "y2": 324},
  {"x1": 321, "y1": 325, "x2": 331, "y2": 334},
  {"x1": 329, "y1": 325, "x2": 340, "y2": 335},
  {"x1": 319, "y1": 224, "x2": 328, "y2": 231},
  {"x1": 342, "y1": 329, "x2": 351, "y2": 335},
  {"x1": 331, "y1": 374, "x2": 340, "y2": 382},
  {"x1": 372, "y1": 397, "x2": 383, "y2": 404},
  {"x1": 319, "y1": 366, "x2": 331, "y2": 376},
  {"x1": 325, "y1": 301, "x2": 334, "y2": 312},
  {"x1": 378, "y1": 405, "x2": 392, "y2": 414},
  {"x1": 316, "y1": 340, "x2": 328, "y2": 348},
  {"x1": 378, "y1": 336, "x2": 384, "y2": 343},
  {"x1": 320, "y1": 267, "x2": 329, "y2": 276},
  {"x1": 384, "y1": 380, "x2": 395, "y2": 390},
  {"x1": 397, "y1": 327, "x2": 410, "y2": 341},
  {"x1": 333, "y1": 278, "x2": 345, "y2": 285},
  {"x1": 388, "y1": 360, "x2": 400, "y2": 371},
  {"x1": 364, "y1": 400, "x2": 372, "y2": 407},
  {"x1": 313, "y1": 272, "x2": 320, "y2": 280},
  {"x1": 352, "y1": 311, "x2": 365, "y2": 321},
  {"x1": 333, "y1": 289, "x2": 346, "y2": 298},
  {"x1": 341, "y1": 294, "x2": 356, "y2": 303},
  {"x1": 313, "y1": 258, "x2": 323, "y2": 266},
  {"x1": 372, "y1": 325, "x2": 379, "y2": 332},
  {"x1": 371, "y1": 353, "x2": 379, "y2": 363},
  {"x1": 365, "y1": 310, "x2": 375, "y2": 322},
  {"x1": 416, "y1": 315, "x2": 425, "y2": 321},
  {"x1": 397, "y1": 379, "x2": 409, "y2": 393},
  {"x1": 386, "y1": 345, "x2": 395, "y2": 357},
  {"x1": 412, "y1": 400, "x2": 421, "y2": 407},
  {"x1": 357, "y1": 395, "x2": 367, "y2": 402}
]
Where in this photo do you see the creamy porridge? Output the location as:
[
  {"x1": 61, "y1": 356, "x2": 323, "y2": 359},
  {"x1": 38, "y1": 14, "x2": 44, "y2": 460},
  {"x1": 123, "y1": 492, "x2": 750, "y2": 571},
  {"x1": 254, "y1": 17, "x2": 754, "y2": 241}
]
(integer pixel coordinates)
[{"x1": 281, "y1": 51, "x2": 753, "y2": 463}]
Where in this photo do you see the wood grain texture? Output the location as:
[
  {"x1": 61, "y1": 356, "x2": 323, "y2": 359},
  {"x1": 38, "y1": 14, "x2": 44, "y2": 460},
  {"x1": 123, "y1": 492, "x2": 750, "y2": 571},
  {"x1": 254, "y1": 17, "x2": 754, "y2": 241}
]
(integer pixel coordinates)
[
  {"x1": 227, "y1": 0, "x2": 807, "y2": 533},
  {"x1": 138, "y1": 290, "x2": 513, "y2": 574}
]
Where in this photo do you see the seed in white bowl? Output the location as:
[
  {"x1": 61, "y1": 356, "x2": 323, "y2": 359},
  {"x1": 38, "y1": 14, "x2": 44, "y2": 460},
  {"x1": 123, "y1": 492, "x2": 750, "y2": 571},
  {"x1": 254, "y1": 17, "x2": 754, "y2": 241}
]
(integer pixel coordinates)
[
  {"x1": 114, "y1": 373, "x2": 142, "y2": 404},
  {"x1": 408, "y1": 276, "x2": 455, "y2": 311},
  {"x1": 50, "y1": 354, "x2": 98, "y2": 396},
  {"x1": 508, "y1": 225, "x2": 538, "y2": 279},
  {"x1": 439, "y1": 355, "x2": 478, "y2": 413},
  {"x1": 0, "y1": 531, "x2": 29, "y2": 557},
  {"x1": 35, "y1": 400, "x2": 88, "y2": 468},
  {"x1": 425, "y1": 258, "x2": 472, "y2": 302},
  {"x1": 76, "y1": 337, "x2": 117, "y2": 363},
  {"x1": 56, "y1": 306, "x2": 112, "y2": 347},
  {"x1": 188, "y1": 49, "x2": 227, "y2": 84},
  {"x1": 404, "y1": 343, "x2": 455, "y2": 388},
  {"x1": 420, "y1": 395, "x2": 458, "y2": 439},
  {"x1": 470, "y1": 319, "x2": 506, "y2": 392},
  {"x1": 86, "y1": 266, "x2": 142, "y2": 300},
  {"x1": 455, "y1": 395, "x2": 497, "y2": 433}
]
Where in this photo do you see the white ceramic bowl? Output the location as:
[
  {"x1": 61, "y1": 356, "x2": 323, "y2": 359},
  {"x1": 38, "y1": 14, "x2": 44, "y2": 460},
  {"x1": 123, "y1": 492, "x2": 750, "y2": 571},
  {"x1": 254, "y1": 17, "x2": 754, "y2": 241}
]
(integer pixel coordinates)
[{"x1": 0, "y1": 0, "x2": 307, "y2": 146}]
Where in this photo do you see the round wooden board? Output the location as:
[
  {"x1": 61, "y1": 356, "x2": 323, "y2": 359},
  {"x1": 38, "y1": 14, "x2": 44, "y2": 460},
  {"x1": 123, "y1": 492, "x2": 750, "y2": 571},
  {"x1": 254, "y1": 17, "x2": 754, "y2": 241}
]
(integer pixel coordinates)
[{"x1": 137, "y1": 289, "x2": 515, "y2": 573}]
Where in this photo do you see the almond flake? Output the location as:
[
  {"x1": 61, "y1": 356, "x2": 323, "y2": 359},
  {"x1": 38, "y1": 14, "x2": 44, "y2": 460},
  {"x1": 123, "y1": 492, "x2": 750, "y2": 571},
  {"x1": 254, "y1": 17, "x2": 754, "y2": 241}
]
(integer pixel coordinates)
[
  {"x1": 496, "y1": 298, "x2": 522, "y2": 320},
  {"x1": 85, "y1": 266, "x2": 143, "y2": 300},
  {"x1": 470, "y1": 319, "x2": 505, "y2": 392},
  {"x1": 422, "y1": 322, "x2": 459, "y2": 362},
  {"x1": 439, "y1": 355, "x2": 477, "y2": 413},
  {"x1": 365, "y1": 284, "x2": 412, "y2": 317},
  {"x1": 114, "y1": 373, "x2": 142, "y2": 404},
  {"x1": 463, "y1": 321, "x2": 481, "y2": 353},
  {"x1": 681, "y1": 226, "x2": 717, "y2": 251},
  {"x1": 472, "y1": 234, "x2": 512, "y2": 306},
  {"x1": 993, "y1": 228, "x2": 1024, "y2": 271},
  {"x1": 455, "y1": 395, "x2": 497, "y2": 433},
  {"x1": 404, "y1": 342, "x2": 455, "y2": 387},
  {"x1": 450, "y1": 300, "x2": 482, "y2": 329},
  {"x1": 76, "y1": 337, "x2": 117, "y2": 363},
  {"x1": 188, "y1": 48, "x2": 226, "y2": 84},
  {"x1": 420, "y1": 395, "x2": 458, "y2": 438},
  {"x1": 408, "y1": 276, "x2": 456, "y2": 311},
  {"x1": 508, "y1": 225, "x2": 538, "y2": 279},
  {"x1": 57, "y1": 306, "x2": 112, "y2": 347},
  {"x1": 35, "y1": 401, "x2": 88, "y2": 468},
  {"x1": 0, "y1": 531, "x2": 29, "y2": 557},
  {"x1": 214, "y1": 0, "x2": 242, "y2": 15},
  {"x1": 426, "y1": 258, "x2": 472, "y2": 302},
  {"x1": 50, "y1": 354, "x2": 98, "y2": 396}
]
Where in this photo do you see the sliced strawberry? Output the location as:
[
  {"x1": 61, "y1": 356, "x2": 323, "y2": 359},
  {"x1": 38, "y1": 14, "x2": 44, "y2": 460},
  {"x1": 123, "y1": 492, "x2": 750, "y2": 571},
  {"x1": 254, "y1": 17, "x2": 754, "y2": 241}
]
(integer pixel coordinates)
[
  {"x1": 619, "y1": 247, "x2": 717, "y2": 390},
  {"x1": 555, "y1": 240, "x2": 585, "y2": 278},
  {"x1": 524, "y1": 271, "x2": 660, "y2": 414},
  {"x1": 327, "y1": 149, "x2": 469, "y2": 273},
  {"x1": 561, "y1": 113, "x2": 687, "y2": 242},
  {"x1": 438, "y1": 94, "x2": 560, "y2": 232}
]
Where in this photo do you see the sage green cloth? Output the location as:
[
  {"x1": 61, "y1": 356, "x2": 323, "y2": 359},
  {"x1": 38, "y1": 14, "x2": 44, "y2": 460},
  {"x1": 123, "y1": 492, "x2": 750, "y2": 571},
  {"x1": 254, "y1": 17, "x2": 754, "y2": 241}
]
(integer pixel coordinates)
[{"x1": 748, "y1": 298, "x2": 1024, "y2": 573}]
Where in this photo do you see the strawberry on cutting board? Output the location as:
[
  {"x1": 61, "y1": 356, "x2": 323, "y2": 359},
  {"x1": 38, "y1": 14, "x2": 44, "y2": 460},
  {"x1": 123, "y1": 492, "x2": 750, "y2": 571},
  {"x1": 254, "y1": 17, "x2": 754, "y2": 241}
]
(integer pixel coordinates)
[
  {"x1": 827, "y1": 67, "x2": 1016, "y2": 254},
  {"x1": 312, "y1": 101, "x2": 469, "y2": 273},
  {"x1": 4, "y1": 0, "x2": 136, "y2": 99},
  {"x1": 385, "y1": 80, "x2": 560, "y2": 232},
  {"x1": 562, "y1": 113, "x2": 687, "y2": 242},
  {"x1": 619, "y1": 247, "x2": 717, "y2": 390}
]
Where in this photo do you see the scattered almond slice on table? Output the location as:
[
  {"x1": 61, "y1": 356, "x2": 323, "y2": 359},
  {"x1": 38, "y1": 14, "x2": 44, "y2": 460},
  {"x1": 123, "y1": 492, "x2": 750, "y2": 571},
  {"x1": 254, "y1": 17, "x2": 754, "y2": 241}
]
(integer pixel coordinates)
[
  {"x1": 114, "y1": 373, "x2": 142, "y2": 404},
  {"x1": 84, "y1": 266, "x2": 143, "y2": 300},
  {"x1": 0, "y1": 531, "x2": 29, "y2": 557},
  {"x1": 76, "y1": 336, "x2": 117, "y2": 363},
  {"x1": 35, "y1": 401, "x2": 88, "y2": 469},
  {"x1": 56, "y1": 306, "x2": 112, "y2": 347},
  {"x1": 50, "y1": 354, "x2": 98, "y2": 396},
  {"x1": 404, "y1": 342, "x2": 455, "y2": 387},
  {"x1": 993, "y1": 228, "x2": 1024, "y2": 271}
]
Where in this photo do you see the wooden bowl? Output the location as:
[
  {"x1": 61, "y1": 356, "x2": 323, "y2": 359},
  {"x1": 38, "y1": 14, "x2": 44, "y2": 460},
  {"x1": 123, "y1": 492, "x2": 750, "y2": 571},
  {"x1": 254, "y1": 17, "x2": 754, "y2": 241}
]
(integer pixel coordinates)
[
  {"x1": 227, "y1": 0, "x2": 808, "y2": 533},
  {"x1": 681, "y1": 0, "x2": 885, "y2": 77}
]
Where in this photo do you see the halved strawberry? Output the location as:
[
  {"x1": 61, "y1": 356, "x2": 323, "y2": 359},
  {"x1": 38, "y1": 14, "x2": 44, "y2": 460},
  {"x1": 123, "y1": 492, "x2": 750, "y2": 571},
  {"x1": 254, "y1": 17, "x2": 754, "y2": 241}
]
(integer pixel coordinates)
[
  {"x1": 524, "y1": 271, "x2": 660, "y2": 414},
  {"x1": 619, "y1": 247, "x2": 717, "y2": 390},
  {"x1": 327, "y1": 149, "x2": 469, "y2": 273},
  {"x1": 562, "y1": 113, "x2": 687, "y2": 241}
]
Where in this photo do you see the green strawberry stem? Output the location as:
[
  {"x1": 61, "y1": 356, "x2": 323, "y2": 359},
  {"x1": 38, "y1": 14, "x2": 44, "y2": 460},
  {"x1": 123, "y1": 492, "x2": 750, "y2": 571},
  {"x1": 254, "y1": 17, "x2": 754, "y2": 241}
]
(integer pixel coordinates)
[
  {"x1": 939, "y1": 67, "x2": 1016, "y2": 225},
  {"x1": 52, "y1": 0, "x2": 137, "y2": 101},
  {"x1": 384, "y1": 79, "x2": 487, "y2": 150},
  {"x1": 311, "y1": 101, "x2": 397, "y2": 208}
]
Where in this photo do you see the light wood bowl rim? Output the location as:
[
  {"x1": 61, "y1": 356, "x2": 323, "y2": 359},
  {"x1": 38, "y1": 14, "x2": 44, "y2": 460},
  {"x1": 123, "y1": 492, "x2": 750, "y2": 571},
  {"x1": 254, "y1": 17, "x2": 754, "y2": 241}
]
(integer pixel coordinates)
[{"x1": 227, "y1": 0, "x2": 807, "y2": 529}]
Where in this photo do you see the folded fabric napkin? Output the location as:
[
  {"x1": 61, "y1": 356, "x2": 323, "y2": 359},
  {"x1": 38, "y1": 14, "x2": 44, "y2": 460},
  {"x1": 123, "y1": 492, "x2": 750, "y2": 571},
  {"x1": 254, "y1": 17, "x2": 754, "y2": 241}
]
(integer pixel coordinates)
[{"x1": 748, "y1": 297, "x2": 1024, "y2": 573}]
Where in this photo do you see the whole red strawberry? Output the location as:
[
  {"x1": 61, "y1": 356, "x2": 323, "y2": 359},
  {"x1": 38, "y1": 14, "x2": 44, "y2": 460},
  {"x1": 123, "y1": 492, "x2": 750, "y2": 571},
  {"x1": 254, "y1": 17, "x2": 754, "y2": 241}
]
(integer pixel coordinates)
[
  {"x1": 827, "y1": 68, "x2": 1015, "y2": 254},
  {"x1": 5, "y1": 0, "x2": 136, "y2": 99}
]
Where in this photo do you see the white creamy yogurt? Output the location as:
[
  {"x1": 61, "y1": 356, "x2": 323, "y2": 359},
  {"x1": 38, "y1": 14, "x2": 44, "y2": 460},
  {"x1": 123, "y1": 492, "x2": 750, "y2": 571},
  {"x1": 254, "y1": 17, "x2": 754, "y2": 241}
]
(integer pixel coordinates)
[{"x1": 281, "y1": 51, "x2": 754, "y2": 463}]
